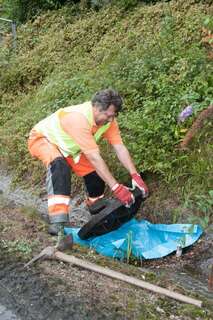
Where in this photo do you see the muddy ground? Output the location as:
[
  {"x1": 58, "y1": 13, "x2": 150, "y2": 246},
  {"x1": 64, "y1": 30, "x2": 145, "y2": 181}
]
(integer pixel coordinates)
[{"x1": 0, "y1": 171, "x2": 212, "y2": 320}]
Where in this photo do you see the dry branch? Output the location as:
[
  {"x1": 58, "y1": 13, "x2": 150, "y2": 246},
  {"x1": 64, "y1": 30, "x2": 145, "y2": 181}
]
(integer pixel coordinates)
[{"x1": 179, "y1": 105, "x2": 213, "y2": 150}]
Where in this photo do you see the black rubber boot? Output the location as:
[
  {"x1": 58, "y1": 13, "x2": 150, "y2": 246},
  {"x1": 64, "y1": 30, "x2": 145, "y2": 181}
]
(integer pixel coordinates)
[
  {"x1": 48, "y1": 222, "x2": 73, "y2": 236},
  {"x1": 48, "y1": 223, "x2": 73, "y2": 251},
  {"x1": 48, "y1": 223, "x2": 62, "y2": 236}
]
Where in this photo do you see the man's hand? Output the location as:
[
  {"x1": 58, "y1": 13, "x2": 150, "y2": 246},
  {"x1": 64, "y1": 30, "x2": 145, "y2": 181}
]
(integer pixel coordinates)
[
  {"x1": 112, "y1": 183, "x2": 134, "y2": 207},
  {"x1": 131, "y1": 173, "x2": 149, "y2": 198}
]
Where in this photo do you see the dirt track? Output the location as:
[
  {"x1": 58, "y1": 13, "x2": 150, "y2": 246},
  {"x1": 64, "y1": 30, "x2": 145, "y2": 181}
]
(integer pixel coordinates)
[
  {"x1": 0, "y1": 170, "x2": 213, "y2": 319},
  {"x1": 0, "y1": 183, "x2": 158, "y2": 320},
  {"x1": 0, "y1": 247, "x2": 132, "y2": 320}
]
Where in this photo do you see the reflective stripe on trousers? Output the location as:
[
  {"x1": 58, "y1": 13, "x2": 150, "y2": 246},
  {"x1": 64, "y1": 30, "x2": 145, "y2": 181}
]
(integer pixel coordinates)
[{"x1": 46, "y1": 157, "x2": 71, "y2": 223}]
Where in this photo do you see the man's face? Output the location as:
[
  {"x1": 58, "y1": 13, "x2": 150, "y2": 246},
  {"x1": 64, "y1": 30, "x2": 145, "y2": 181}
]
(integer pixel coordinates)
[{"x1": 94, "y1": 104, "x2": 118, "y2": 126}]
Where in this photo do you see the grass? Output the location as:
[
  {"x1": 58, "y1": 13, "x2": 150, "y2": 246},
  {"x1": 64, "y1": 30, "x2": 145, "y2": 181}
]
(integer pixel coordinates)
[{"x1": 0, "y1": 0, "x2": 212, "y2": 225}]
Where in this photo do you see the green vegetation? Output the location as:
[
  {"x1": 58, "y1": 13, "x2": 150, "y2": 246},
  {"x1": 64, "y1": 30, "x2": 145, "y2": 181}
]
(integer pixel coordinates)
[
  {"x1": 0, "y1": 238, "x2": 36, "y2": 255},
  {"x1": 0, "y1": 1, "x2": 166, "y2": 23},
  {"x1": 1, "y1": 0, "x2": 70, "y2": 23},
  {"x1": 0, "y1": 0, "x2": 212, "y2": 222}
]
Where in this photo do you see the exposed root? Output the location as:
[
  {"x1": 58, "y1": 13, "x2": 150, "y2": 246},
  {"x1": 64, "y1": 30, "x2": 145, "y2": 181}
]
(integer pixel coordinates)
[
  {"x1": 179, "y1": 105, "x2": 213, "y2": 150},
  {"x1": 201, "y1": 27, "x2": 213, "y2": 60}
]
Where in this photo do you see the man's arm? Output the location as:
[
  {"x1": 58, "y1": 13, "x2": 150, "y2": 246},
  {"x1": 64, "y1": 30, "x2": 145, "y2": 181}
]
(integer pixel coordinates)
[
  {"x1": 112, "y1": 144, "x2": 137, "y2": 174},
  {"x1": 85, "y1": 150, "x2": 135, "y2": 205},
  {"x1": 85, "y1": 151, "x2": 117, "y2": 189},
  {"x1": 60, "y1": 113, "x2": 134, "y2": 205},
  {"x1": 112, "y1": 143, "x2": 149, "y2": 198}
]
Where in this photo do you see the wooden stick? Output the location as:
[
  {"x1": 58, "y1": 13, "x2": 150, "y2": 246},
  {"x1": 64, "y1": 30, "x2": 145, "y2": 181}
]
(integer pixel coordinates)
[{"x1": 55, "y1": 251, "x2": 202, "y2": 307}]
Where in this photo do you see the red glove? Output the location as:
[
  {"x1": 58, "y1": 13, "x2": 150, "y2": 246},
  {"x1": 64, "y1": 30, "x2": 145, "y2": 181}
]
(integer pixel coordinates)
[
  {"x1": 112, "y1": 183, "x2": 134, "y2": 207},
  {"x1": 131, "y1": 173, "x2": 149, "y2": 198}
]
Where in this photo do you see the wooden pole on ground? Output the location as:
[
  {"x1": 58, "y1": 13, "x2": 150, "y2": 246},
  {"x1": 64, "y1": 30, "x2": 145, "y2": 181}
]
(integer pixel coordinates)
[{"x1": 55, "y1": 251, "x2": 202, "y2": 308}]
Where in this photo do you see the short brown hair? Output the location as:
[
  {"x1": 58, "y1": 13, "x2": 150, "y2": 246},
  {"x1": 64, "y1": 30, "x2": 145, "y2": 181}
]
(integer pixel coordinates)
[{"x1": 92, "y1": 89, "x2": 123, "y2": 113}]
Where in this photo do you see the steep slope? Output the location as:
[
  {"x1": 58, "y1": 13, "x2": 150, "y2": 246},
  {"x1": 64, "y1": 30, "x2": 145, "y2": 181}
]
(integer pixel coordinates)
[{"x1": 0, "y1": 0, "x2": 212, "y2": 211}]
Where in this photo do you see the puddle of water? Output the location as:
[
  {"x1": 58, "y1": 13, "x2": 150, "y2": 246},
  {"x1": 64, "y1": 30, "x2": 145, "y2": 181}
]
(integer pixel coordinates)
[
  {"x1": 0, "y1": 170, "x2": 47, "y2": 215},
  {"x1": 154, "y1": 239, "x2": 213, "y2": 302},
  {"x1": 0, "y1": 169, "x2": 90, "y2": 226},
  {"x1": 0, "y1": 304, "x2": 20, "y2": 320},
  {"x1": 165, "y1": 268, "x2": 213, "y2": 300}
]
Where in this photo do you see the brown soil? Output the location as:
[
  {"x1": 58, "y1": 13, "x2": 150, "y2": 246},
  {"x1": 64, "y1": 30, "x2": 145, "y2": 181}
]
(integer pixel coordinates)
[{"x1": 0, "y1": 197, "x2": 212, "y2": 320}]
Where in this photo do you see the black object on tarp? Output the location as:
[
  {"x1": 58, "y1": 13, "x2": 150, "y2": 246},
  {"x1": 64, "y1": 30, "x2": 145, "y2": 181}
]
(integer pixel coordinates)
[{"x1": 78, "y1": 187, "x2": 143, "y2": 240}]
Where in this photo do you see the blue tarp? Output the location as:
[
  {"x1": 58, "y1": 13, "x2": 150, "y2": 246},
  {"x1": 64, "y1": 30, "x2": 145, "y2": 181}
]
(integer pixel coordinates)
[{"x1": 64, "y1": 219, "x2": 203, "y2": 260}]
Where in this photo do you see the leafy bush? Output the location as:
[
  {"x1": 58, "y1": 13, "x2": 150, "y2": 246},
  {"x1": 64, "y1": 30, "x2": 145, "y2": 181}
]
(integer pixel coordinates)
[
  {"x1": 0, "y1": 0, "x2": 212, "y2": 204},
  {"x1": 90, "y1": 0, "x2": 138, "y2": 10},
  {"x1": 90, "y1": 0, "x2": 111, "y2": 10},
  {"x1": 1, "y1": 0, "x2": 69, "y2": 22},
  {"x1": 1, "y1": 0, "x2": 173, "y2": 22}
]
